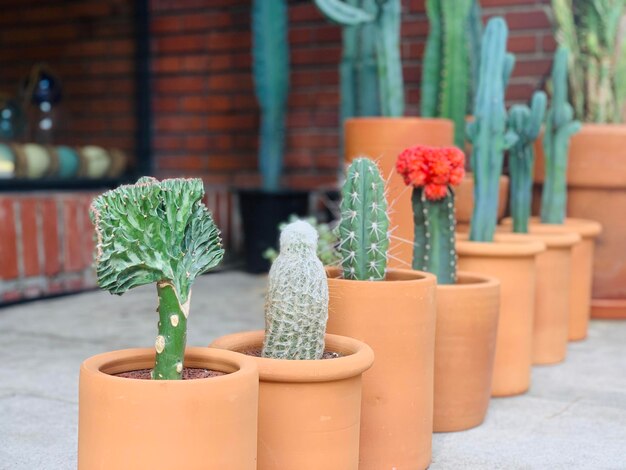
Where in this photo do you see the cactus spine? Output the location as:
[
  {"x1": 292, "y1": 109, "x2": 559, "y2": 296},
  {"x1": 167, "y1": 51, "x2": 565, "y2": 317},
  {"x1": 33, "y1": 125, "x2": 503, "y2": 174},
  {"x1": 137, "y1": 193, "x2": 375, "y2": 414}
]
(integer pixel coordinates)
[
  {"x1": 338, "y1": 157, "x2": 390, "y2": 280},
  {"x1": 314, "y1": 0, "x2": 404, "y2": 117},
  {"x1": 420, "y1": 0, "x2": 474, "y2": 147},
  {"x1": 540, "y1": 47, "x2": 582, "y2": 224},
  {"x1": 508, "y1": 91, "x2": 548, "y2": 233},
  {"x1": 262, "y1": 220, "x2": 329, "y2": 360},
  {"x1": 551, "y1": 0, "x2": 626, "y2": 123},
  {"x1": 252, "y1": 0, "x2": 289, "y2": 191},
  {"x1": 467, "y1": 17, "x2": 517, "y2": 242},
  {"x1": 90, "y1": 177, "x2": 224, "y2": 379}
]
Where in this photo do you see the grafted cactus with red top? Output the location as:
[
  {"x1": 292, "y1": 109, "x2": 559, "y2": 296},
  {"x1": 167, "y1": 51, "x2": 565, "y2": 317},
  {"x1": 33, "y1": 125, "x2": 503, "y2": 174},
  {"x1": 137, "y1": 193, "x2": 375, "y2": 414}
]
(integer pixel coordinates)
[{"x1": 396, "y1": 145, "x2": 465, "y2": 284}]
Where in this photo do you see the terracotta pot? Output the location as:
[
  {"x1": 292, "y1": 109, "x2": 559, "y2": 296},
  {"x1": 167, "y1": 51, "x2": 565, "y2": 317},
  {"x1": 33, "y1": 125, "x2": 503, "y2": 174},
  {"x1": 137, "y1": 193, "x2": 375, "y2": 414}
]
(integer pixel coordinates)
[
  {"x1": 455, "y1": 173, "x2": 510, "y2": 233},
  {"x1": 78, "y1": 347, "x2": 258, "y2": 470},
  {"x1": 456, "y1": 235, "x2": 545, "y2": 396},
  {"x1": 434, "y1": 272, "x2": 500, "y2": 432},
  {"x1": 344, "y1": 118, "x2": 454, "y2": 269},
  {"x1": 501, "y1": 217, "x2": 602, "y2": 340},
  {"x1": 210, "y1": 331, "x2": 374, "y2": 470},
  {"x1": 326, "y1": 267, "x2": 437, "y2": 470},
  {"x1": 495, "y1": 229, "x2": 581, "y2": 365},
  {"x1": 534, "y1": 123, "x2": 626, "y2": 318}
]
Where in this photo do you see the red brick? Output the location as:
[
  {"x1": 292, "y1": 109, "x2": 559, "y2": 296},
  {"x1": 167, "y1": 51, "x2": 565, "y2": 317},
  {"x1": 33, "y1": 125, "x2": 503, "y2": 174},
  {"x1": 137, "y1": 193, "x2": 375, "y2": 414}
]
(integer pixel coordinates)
[
  {"x1": 154, "y1": 76, "x2": 205, "y2": 94},
  {"x1": 63, "y1": 200, "x2": 83, "y2": 272},
  {"x1": 19, "y1": 199, "x2": 40, "y2": 277},
  {"x1": 41, "y1": 199, "x2": 60, "y2": 277},
  {"x1": 0, "y1": 199, "x2": 18, "y2": 280},
  {"x1": 82, "y1": 197, "x2": 96, "y2": 269},
  {"x1": 503, "y1": 10, "x2": 551, "y2": 30}
]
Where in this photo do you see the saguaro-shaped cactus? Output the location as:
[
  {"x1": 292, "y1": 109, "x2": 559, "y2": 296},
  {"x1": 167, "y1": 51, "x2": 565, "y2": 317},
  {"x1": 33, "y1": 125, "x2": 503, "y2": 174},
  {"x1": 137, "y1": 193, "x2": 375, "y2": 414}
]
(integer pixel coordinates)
[
  {"x1": 315, "y1": 0, "x2": 404, "y2": 117},
  {"x1": 552, "y1": 0, "x2": 626, "y2": 123},
  {"x1": 90, "y1": 177, "x2": 224, "y2": 379},
  {"x1": 540, "y1": 47, "x2": 582, "y2": 224},
  {"x1": 396, "y1": 145, "x2": 465, "y2": 284},
  {"x1": 262, "y1": 220, "x2": 329, "y2": 360},
  {"x1": 420, "y1": 0, "x2": 474, "y2": 148},
  {"x1": 508, "y1": 91, "x2": 547, "y2": 233},
  {"x1": 338, "y1": 157, "x2": 390, "y2": 280},
  {"x1": 467, "y1": 17, "x2": 517, "y2": 242},
  {"x1": 252, "y1": 0, "x2": 289, "y2": 191}
]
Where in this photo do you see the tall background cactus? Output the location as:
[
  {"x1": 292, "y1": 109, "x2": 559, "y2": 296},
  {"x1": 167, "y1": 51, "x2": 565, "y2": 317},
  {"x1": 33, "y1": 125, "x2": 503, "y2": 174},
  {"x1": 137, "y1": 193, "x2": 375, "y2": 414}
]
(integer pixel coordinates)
[
  {"x1": 90, "y1": 177, "x2": 224, "y2": 379},
  {"x1": 338, "y1": 157, "x2": 390, "y2": 281},
  {"x1": 396, "y1": 145, "x2": 466, "y2": 284},
  {"x1": 252, "y1": 0, "x2": 289, "y2": 191},
  {"x1": 262, "y1": 220, "x2": 329, "y2": 360},
  {"x1": 467, "y1": 17, "x2": 517, "y2": 242},
  {"x1": 551, "y1": 0, "x2": 626, "y2": 123},
  {"x1": 315, "y1": 0, "x2": 405, "y2": 117},
  {"x1": 507, "y1": 91, "x2": 547, "y2": 233},
  {"x1": 540, "y1": 47, "x2": 582, "y2": 223},
  {"x1": 420, "y1": 0, "x2": 482, "y2": 148}
]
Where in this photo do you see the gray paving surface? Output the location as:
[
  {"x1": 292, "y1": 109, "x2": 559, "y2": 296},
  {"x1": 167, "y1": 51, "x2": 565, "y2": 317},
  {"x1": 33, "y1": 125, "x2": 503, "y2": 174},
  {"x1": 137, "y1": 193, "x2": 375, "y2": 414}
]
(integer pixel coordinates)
[{"x1": 1, "y1": 270, "x2": 625, "y2": 469}]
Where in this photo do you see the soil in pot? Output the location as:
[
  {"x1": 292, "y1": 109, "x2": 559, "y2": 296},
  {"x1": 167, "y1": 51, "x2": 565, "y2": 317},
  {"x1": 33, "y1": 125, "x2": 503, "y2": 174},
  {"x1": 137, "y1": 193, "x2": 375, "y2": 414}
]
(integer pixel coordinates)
[
  {"x1": 434, "y1": 272, "x2": 500, "y2": 433},
  {"x1": 456, "y1": 235, "x2": 545, "y2": 396},
  {"x1": 210, "y1": 331, "x2": 374, "y2": 470},
  {"x1": 115, "y1": 368, "x2": 225, "y2": 380},
  {"x1": 326, "y1": 267, "x2": 437, "y2": 470}
]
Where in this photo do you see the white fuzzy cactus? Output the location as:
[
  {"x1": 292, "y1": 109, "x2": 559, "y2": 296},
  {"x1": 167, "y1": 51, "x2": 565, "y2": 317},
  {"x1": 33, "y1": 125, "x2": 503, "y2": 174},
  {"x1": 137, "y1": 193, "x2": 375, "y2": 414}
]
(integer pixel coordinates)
[{"x1": 262, "y1": 220, "x2": 329, "y2": 360}]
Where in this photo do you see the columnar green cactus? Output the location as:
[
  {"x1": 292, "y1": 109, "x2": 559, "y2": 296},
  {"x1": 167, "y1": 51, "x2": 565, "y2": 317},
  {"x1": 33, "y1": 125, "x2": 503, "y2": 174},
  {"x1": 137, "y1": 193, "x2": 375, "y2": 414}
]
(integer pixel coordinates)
[
  {"x1": 338, "y1": 157, "x2": 390, "y2": 281},
  {"x1": 90, "y1": 177, "x2": 224, "y2": 380},
  {"x1": 252, "y1": 0, "x2": 289, "y2": 191},
  {"x1": 508, "y1": 91, "x2": 548, "y2": 233},
  {"x1": 396, "y1": 145, "x2": 466, "y2": 284},
  {"x1": 262, "y1": 220, "x2": 329, "y2": 360},
  {"x1": 420, "y1": 0, "x2": 474, "y2": 148},
  {"x1": 552, "y1": 0, "x2": 626, "y2": 123},
  {"x1": 540, "y1": 47, "x2": 582, "y2": 224},
  {"x1": 315, "y1": 0, "x2": 404, "y2": 117},
  {"x1": 467, "y1": 17, "x2": 517, "y2": 242},
  {"x1": 467, "y1": 0, "x2": 483, "y2": 103}
]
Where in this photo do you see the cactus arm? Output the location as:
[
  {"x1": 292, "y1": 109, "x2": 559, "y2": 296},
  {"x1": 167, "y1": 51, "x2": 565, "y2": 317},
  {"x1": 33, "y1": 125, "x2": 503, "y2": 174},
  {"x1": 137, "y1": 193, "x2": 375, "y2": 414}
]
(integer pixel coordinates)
[
  {"x1": 467, "y1": 0, "x2": 483, "y2": 104},
  {"x1": 375, "y1": 0, "x2": 404, "y2": 117},
  {"x1": 313, "y1": 0, "x2": 375, "y2": 25},
  {"x1": 357, "y1": 0, "x2": 380, "y2": 116},
  {"x1": 412, "y1": 189, "x2": 456, "y2": 284},
  {"x1": 252, "y1": 0, "x2": 289, "y2": 191},
  {"x1": 503, "y1": 53, "x2": 516, "y2": 88},
  {"x1": 420, "y1": 0, "x2": 443, "y2": 118},
  {"x1": 90, "y1": 177, "x2": 224, "y2": 380},
  {"x1": 338, "y1": 158, "x2": 389, "y2": 281},
  {"x1": 262, "y1": 221, "x2": 329, "y2": 360}
]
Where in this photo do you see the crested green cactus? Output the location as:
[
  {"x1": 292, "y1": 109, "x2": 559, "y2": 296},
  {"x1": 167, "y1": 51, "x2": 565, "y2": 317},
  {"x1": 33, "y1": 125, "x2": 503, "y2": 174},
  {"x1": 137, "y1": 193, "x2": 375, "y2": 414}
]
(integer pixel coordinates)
[
  {"x1": 467, "y1": 17, "x2": 517, "y2": 242},
  {"x1": 338, "y1": 157, "x2": 390, "y2": 281},
  {"x1": 252, "y1": 0, "x2": 289, "y2": 191},
  {"x1": 315, "y1": 0, "x2": 404, "y2": 117},
  {"x1": 508, "y1": 91, "x2": 548, "y2": 233},
  {"x1": 396, "y1": 145, "x2": 466, "y2": 284},
  {"x1": 420, "y1": 0, "x2": 474, "y2": 148},
  {"x1": 540, "y1": 47, "x2": 582, "y2": 224},
  {"x1": 262, "y1": 220, "x2": 329, "y2": 360},
  {"x1": 90, "y1": 177, "x2": 224, "y2": 380},
  {"x1": 552, "y1": 0, "x2": 626, "y2": 123}
]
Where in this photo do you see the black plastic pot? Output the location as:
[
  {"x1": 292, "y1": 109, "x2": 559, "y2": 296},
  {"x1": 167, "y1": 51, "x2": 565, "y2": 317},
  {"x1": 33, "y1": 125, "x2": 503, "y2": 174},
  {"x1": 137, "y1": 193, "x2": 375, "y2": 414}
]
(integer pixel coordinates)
[{"x1": 238, "y1": 189, "x2": 310, "y2": 273}]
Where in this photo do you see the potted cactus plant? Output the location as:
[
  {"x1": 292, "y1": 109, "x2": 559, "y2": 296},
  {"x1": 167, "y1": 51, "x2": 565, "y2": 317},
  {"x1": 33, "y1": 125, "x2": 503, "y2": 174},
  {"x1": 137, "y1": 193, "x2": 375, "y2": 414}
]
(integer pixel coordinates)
[
  {"x1": 455, "y1": 17, "x2": 545, "y2": 396},
  {"x1": 314, "y1": 0, "x2": 455, "y2": 269},
  {"x1": 324, "y1": 157, "x2": 437, "y2": 469},
  {"x1": 238, "y1": 0, "x2": 309, "y2": 273},
  {"x1": 395, "y1": 144, "x2": 500, "y2": 432},
  {"x1": 534, "y1": 0, "x2": 626, "y2": 319},
  {"x1": 78, "y1": 177, "x2": 259, "y2": 470},
  {"x1": 211, "y1": 220, "x2": 374, "y2": 470}
]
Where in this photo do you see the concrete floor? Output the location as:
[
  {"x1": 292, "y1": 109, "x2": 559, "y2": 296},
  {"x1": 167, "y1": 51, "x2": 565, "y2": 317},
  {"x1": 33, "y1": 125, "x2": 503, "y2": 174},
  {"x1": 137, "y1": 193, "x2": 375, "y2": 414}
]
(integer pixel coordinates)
[{"x1": 1, "y1": 271, "x2": 625, "y2": 469}]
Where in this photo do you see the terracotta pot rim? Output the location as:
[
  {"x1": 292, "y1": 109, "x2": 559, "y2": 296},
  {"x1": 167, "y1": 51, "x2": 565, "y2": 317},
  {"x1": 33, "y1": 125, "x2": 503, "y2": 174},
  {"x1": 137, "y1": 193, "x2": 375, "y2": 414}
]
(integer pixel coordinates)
[
  {"x1": 459, "y1": 172, "x2": 509, "y2": 182},
  {"x1": 501, "y1": 217, "x2": 602, "y2": 238},
  {"x1": 495, "y1": 229, "x2": 580, "y2": 247},
  {"x1": 325, "y1": 266, "x2": 437, "y2": 284},
  {"x1": 210, "y1": 330, "x2": 375, "y2": 384},
  {"x1": 577, "y1": 122, "x2": 626, "y2": 135},
  {"x1": 80, "y1": 347, "x2": 258, "y2": 387},
  {"x1": 345, "y1": 117, "x2": 453, "y2": 126},
  {"x1": 436, "y1": 271, "x2": 500, "y2": 291},
  {"x1": 456, "y1": 233, "x2": 546, "y2": 257}
]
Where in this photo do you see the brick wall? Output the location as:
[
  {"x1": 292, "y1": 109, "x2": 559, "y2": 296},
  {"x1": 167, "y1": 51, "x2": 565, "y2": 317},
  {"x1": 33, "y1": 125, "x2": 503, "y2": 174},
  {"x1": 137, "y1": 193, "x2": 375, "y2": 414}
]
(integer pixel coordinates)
[
  {"x1": 149, "y1": 0, "x2": 556, "y2": 190},
  {"x1": 0, "y1": 0, "x2": 137, "y2": 155}
]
